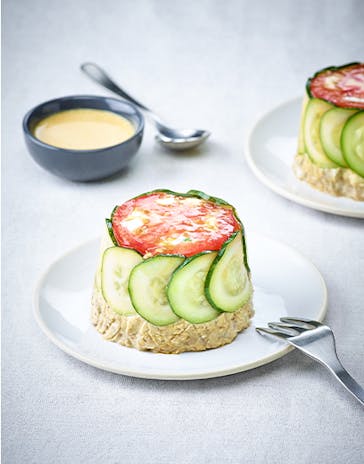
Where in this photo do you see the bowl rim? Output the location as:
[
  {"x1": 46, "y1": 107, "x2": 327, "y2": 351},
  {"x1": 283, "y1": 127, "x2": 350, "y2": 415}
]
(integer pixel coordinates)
[{"x1": 22, "y1": 94, "x2": 145, "y2": 154}]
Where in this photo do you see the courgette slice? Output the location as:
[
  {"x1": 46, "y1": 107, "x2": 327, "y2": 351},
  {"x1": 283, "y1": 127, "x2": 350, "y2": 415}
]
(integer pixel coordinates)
[
  {"x1": 167, "y1": 252, "x2": 220, "y2": 324},
  {"x1": 101, "y1": 246, "x2": 143, "y2": 315},
  {"x1": 341, "y1": 111, "x2": 364, "y2": 177},
  {"x1": 304, "y1": 98, "x2": 338, "y2": 168},
  {"x1": 320, "y1": 107, "x2": 357, "y2": 167},
  {"x1": 205, "y1": 232, "x2": 252, "y2": 312},
  {"x1": 128, "y1": 255, "x2": 184, "y2": 326}
]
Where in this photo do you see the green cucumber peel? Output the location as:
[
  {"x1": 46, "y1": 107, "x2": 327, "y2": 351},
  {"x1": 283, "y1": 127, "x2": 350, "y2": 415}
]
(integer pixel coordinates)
[
  {"x1": 139, "y1": 253, "x2": 186, "y2": 263},
  {"x1": 185, "y1": 189, "x2": 231, "y2": 206},
  {"x1": 129, "y1": 188, "x2": 231, "y2": 206},
  {"x1": 167, "y1": 250, "x2": 217, "y2": 277},
  {"x1": 105, "y1": 218, "x2": 118, "y2": 246}
]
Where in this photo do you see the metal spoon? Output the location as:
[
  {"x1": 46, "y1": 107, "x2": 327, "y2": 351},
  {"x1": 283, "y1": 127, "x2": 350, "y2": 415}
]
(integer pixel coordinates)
[{"x1": 80, "y1": 62, "x2": 210, "y2": 151}]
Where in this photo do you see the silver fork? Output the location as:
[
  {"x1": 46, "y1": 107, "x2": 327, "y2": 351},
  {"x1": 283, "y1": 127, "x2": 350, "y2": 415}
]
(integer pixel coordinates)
[{"x1": 256, "y1": 317, "x2": 364, "y2": 405}]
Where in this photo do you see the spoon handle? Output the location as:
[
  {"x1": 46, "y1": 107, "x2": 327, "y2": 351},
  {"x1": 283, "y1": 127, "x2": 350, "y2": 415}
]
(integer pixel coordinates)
[{"x1": 80, "y1": 62, "x2": 150, "y2": 113}]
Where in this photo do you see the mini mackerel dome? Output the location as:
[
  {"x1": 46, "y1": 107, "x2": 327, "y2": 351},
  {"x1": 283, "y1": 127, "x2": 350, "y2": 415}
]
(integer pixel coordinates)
[
  {"x1": 293, "y1": 62, "x2": 364, "y2": 201},
  {"x1": 91, "y1": 190, "x2": 254, "y2": 354}
]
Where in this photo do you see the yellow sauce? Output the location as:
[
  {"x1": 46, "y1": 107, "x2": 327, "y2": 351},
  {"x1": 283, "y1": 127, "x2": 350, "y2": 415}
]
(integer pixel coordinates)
[{"x1": 33, "y1": 108, "x2": 136, "y2": 150}]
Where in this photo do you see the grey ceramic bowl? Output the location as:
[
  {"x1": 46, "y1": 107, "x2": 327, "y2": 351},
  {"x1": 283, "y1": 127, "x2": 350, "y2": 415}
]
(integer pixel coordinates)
[{"x1": 23, "y1": 95, "x2": 144, "y2": 181}]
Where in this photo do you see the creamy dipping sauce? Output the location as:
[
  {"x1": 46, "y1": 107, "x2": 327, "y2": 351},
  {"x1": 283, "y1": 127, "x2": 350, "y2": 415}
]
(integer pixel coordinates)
[{"x1": 33, "y1": 108, "x2": 136, "y2": 150}]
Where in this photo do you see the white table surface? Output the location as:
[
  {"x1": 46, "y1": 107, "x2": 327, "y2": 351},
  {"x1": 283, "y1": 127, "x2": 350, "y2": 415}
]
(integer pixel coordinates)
[{"x1": 3, "y1": 0, "x2": 364, "y2": 462}]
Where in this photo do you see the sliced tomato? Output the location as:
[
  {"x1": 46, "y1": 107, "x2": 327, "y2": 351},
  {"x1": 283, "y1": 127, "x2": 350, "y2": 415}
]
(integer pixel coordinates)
[
  {"x1": 111, "y1": 191, "x2": 240, "y2": 257},
  {"x1": 308, "y1": 63, "x2": 364, "y2": 109}
]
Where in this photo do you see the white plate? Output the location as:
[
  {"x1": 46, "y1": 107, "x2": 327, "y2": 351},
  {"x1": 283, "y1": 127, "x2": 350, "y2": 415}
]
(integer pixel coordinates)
[
  {"x1": 245, "y1": 97, "x2": 364, "y2": 218},
  {"x1": 34, "y1": 235, "x2": 327, "y2": 380}
]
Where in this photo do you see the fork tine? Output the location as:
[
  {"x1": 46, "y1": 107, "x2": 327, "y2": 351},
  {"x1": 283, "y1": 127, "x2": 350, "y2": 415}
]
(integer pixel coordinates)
[
  {"x1": 280, "y1": 317, "x2": 322, "y2": 328},
  {"x1": 256, "y1": 327, "x2": 291, "y2": 339},
  {"x1": 268, "y1": 322, "x2": 305, "y2": 335}
]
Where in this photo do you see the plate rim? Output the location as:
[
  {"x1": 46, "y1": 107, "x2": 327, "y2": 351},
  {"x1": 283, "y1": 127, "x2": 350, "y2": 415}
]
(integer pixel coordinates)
[
  {"x1": 244, "y1": 96, "x2": 364, "y2": 219},
  {"x1": 33, "y1": 236, "x2": 328, "y2": 380}
]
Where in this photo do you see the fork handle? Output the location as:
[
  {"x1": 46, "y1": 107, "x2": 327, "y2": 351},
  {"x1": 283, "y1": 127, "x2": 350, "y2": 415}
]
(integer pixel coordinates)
[
  {"x1": 301, "y1": 349, "x2": 364, "y2": 406},
  {"x1": 326, "y1": 360, "x2": 364, "y2": 406}
]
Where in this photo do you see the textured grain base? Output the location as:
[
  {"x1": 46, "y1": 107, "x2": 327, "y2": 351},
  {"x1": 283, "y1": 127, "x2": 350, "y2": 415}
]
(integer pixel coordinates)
[
  {"x1": 91, "y1": 287, "x2": 254, "y2": 354},
  {"x1": 293, "y1": 153, "x2": 364, "y2": 201}
]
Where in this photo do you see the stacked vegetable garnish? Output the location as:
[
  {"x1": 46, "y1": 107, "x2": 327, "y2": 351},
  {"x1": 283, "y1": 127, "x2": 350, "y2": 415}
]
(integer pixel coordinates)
[
  {"x1": 294, "y1": 62, "x2": 364, "y2": 200},
  {"x1": 91, "y1": 190, "x2": 253, "y2": 354}
]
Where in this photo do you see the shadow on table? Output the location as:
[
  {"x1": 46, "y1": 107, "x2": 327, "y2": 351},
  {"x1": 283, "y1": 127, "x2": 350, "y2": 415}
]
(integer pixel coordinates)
[{"x1": 60, "y1": 346, "x2": 320, "y2": 392}]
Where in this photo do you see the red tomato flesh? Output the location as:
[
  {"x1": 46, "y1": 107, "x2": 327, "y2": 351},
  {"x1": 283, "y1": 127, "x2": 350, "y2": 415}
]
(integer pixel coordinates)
[
  {"x1": 112, "y1": 192, "x2": 240, "y2": 257},
  {"x1": 309, "y1": 63, "x2": 364, "y2": 109}
]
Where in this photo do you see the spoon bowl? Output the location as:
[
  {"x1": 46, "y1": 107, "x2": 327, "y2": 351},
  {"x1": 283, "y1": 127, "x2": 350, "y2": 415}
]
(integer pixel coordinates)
[
  {"x1": 81, "y1": 62, "x2": 210, "y2": 151},
  {"x1": 156, "y1": 128, "x2": 210, "y2": 151}
]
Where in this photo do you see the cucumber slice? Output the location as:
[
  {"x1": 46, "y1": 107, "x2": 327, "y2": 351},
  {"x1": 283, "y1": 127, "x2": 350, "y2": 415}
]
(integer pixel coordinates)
[
  {"x1": 320, "y1": 107, "x2": 357, "y2": 167},
  {"x1": 206, "y1": 232, "x2": 252, "y2": 312},
  {"x1": 297, "y1": 95, "x2": 309, "y2": 154},
  {"x1": 341, "y1": 111, "x2": 364, "y2": 177},
  {"x1": 167, "y1": 252, "x2": 220, "y2": 324},
  {"x1": 95, "y1": 223, "x2": 117, "y2": 290},
  {"x1": 101, "y1": 247, "x2": 143, "y2": 316},
  {"x1": 129, "y1": 255, "x2": 184, "y2": 326},
  {"x1": 304, "y1": 98, "x2": 338, "y2": 168}
]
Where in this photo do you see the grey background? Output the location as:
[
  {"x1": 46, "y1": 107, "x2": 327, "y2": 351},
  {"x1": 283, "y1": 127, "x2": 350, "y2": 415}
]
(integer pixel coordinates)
[{"x1": 2, "y1": 0, "x2": 364, "y2": 463}]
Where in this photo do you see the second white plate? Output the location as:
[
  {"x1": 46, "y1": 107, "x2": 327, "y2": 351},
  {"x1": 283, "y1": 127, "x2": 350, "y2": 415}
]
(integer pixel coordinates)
[
  {"x1": 34, "y1": 234, "x2": 327, "y2": 380},
  {"x1": 245, "y1": 97, "x2": 364, "y2": 218}
]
